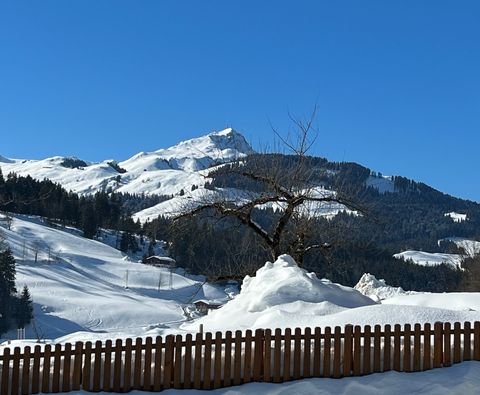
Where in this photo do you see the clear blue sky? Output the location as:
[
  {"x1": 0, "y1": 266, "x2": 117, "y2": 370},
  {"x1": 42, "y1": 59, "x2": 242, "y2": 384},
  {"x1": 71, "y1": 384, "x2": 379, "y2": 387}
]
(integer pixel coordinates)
[{"x1": 1, "y1": 1, "x2": 479, "y2": 201}]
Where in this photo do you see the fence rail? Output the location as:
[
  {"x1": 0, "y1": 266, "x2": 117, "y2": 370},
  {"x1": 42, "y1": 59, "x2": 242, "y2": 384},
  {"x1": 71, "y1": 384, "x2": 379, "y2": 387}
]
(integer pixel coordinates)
[{"x1": 1, "y1": 321, "x2": 480, "y2": 394}]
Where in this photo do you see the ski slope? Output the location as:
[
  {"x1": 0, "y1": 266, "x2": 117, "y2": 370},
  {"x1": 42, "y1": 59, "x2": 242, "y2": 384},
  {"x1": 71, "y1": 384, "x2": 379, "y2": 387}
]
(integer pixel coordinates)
[
  {"x1": 0, "y1": 215, "x2": 231, "y2": 343},
  {"x1": 2, "y1": 215, "x2": 480, "y2": 349}
]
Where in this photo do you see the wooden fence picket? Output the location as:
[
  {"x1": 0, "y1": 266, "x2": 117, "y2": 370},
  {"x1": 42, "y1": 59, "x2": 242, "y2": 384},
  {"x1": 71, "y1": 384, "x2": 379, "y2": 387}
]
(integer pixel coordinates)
[
  {"x1": 243, "y1": 330, "x2": 252, "y2": 384},
  {"x1": 453, "y1": 322, "x2": 461, "y2": 363},
  {"x1": 393, "y1": 324, "x2": 401, "y2": 371},
  {"x1": 303, "y1": 327, "x2": 312, "y2": 378},
  {"x1": 21, "y1": 346, "x2": 30, "y2": 395},
  {"x1": 423, "y1": 324, "x2": 431, "y2": 370},
  {"x1": 223, "y1": 331, "x2": 233, "y2": 387},
  {"x1": 363, "y1": 325, "x2": 371, "y2": 375},
  {"x1": 273, "y1": 329, "x2": 282, "y2": 383},
  {"x1": 283, "y1": 328, "x2": 292, "y2": 381},
  {"x1": 31, "y1": 345, "x2": 41, "y2": 394},
  {"x1": 42, "y1": 345, "x2": 52, "y2": 393},
  {"x1": 293, "y1": 328, "x2": 301, "y2": 380},
  {"x1": 263, "y1": 329, "x2": 272, "y2": 382},
  {"x1": 213, "y1": 332, "x2": 223, "y2": 389},
  {"x1": 333, "y1": 326, "x2": 342, "y2": 378},
  {"x1": 353, "y1": 325, "x2": 361, "y2": 376},
  {"x1": 373, "y1": 325, "x2": 381, "y2": 373},
  {"x1": 113, "y1": 339, "x2": 123, "y2": 393},
  {"x1": 343, "y1": 325, "x2": 353, "y2": 377},
  {"x1": 92, "y1": 340, "x2": 102, "y2": 392},
  {"x1": 413, "y1": 323, "x2": 422, "y2": 371},
  {"x1": 474, "y1": 322, "x2": 480, "y2": 360},
  {"x1": 464, "y1": 322, "x2": 472, "y2": 361},
  {"x1": 403, "y1": 324, "x2": 411, "y2": 372},
  {"x1": 152, "y1": 337, "x2": 163, "y2": 391},
  {"x1": 233, "y1": 330, "x2": 242, "y2": 386},
  {"x1": 313, "y1": 327, "x2": 321, "y2": 377},
  {"x1": 2, "y1": 320, "x2": 480, "y2": 394},
  {"x1": 174, "y1": 335, "x2": 183, "y2": 389},
  {"x1": 124, "y1": 338, "x2": 133, "y2": 391},
  {"x1": 383, "y1": 324, "x2": 391, "y2": 372}
]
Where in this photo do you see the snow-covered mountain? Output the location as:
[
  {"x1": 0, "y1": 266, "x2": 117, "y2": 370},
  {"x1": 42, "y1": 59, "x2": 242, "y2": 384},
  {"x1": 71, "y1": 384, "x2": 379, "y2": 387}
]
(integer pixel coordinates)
[{"x1": 0, "y1": 128, "x2": 254, "y2": 197}]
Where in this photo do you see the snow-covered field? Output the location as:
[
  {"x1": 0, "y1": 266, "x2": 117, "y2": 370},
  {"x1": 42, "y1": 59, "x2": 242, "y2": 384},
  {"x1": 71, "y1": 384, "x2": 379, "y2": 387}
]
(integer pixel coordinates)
[
  {"x1": 1, "y1": 215, "x2": 480, "y2": 348},
  {"x1": 393, "y1": 235, "x2": 480, "y2": 269},
  {"x1": 2, "y1": 215, "x2": 480, "y2": 393},
  {"x1": 0, "y1": 215, "x2": 233, "y2": 344},
  {"x1": 393, "y1": 250, "x2": 464, "y2": 269},
  {"x1": 51, "y1": 361, "x2": 480, "y2": 394}
]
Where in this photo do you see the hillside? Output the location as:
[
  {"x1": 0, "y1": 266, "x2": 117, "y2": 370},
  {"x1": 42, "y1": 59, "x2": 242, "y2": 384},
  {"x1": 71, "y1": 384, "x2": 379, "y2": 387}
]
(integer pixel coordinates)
[
  {"x1": 0, "y1": 214, "x2": 233, "y2": 342},
  {"x1": 0, "y1": 128, "x2": 253, "y2": 197},
  {"x1": 1, "y1": 129, "x2": 480, "y2": 293}
]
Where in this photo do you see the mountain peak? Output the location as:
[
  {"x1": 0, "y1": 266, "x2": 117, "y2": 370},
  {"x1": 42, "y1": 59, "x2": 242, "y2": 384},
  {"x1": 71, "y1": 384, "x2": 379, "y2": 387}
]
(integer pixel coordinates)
[{"x1": 150, "y1": 128, "x2": 254, "y2": 172}]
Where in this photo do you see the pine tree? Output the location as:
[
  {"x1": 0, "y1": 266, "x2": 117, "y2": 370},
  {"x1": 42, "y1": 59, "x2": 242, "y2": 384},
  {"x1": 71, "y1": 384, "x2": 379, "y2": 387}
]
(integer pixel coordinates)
[
  {"x1": 0, "y1": 247, "x2": 17, "y2": 335},
  {"x1": 14, "y1": 285, "x2": 34, "y2": 329}
]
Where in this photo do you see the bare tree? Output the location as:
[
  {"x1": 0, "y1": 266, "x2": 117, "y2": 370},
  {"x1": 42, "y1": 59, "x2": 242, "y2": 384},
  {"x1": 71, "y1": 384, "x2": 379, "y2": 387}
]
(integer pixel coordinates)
[{"x1": 175, "y1": 109, "x2": 365, "y2": 265}]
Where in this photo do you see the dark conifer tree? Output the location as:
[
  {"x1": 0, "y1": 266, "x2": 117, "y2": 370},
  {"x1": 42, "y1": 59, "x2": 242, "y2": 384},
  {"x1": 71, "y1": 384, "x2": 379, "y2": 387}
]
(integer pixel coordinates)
[
  {"x1": 14, "y1": 285, "x2": 34, "y2": 329},
  {"x1": 0, "y1": 247, "x2": 17, "y2": 335}
]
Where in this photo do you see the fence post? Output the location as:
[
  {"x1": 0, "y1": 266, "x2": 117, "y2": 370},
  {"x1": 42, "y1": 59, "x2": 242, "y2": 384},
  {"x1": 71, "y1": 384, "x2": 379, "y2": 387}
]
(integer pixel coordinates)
[
  {"x1": 175, "y1": 335, "x2": 185, "y2": 389},
  {"x1": 214, "y1": 332, "x2": 223, "y2": 388},
  {"x1": 273, "y1": 328, "x2": 282, "y2": 382},
  {"x1": 413, "y1": 323, "x2": 422, "y2": 371},
  {"x1": 1, "y1": 348, "x2": 10, "y2": 395},
  {"x1": 313, "y1": 327, "x2": 321, "y2": 377},
  {"x1": 293, "y1": 328, "x2": 302, "y2": 380},
  {"x1": 343, "y1": 325, "x2": 353, "y2": 377},
  {"x1": 464, "y1": 322, "x2": 472, "y2": 361},
  {"x1": 193, "y1": 333, "x2": 203, "y2": 389},
  {"x1": 264, "y1": 329, "x2": 272, "y2": 382},
  {"x1": 393, "y1": 324, "x2": 401, "y2": 371},
  {"x1": 183, "y1": 334, "x2": 192, "y2": 390},
  {"x1": 423, "y1": 323, "x2": 431, "y2": 370},
  {"x1": 42, "y1": 344, "x2": 52, "y2": 393},
  {"x1": 93, "y1": 340, "x2": 102, "y2": 392},
  {"x1": 243, "y1": 330, "x2": 253, "y2": 384},
  {"x1": 474, "y1": 322, "x2": 480, "y2": 360},
  {"x1": 203, "y1": 332, "x2": 213, "y2": 389},
  {"x1": 333, "y1": 326, "x2": 342, "y2": 378},
  {"x1": 21, "y1": 346, "x2": 31, "y2": 395},
  {"x1": 283, "y1": 328, "x2": 292, "y2": 381},
  {"x1": 32, "y1": 345, "x2": 42, "y2": 394},
  {"x1": 303, "y1": 327, "x2": 312, "y2": 378},
  {"x1": 72, "y1": 342, "x2": 83, "y2": 391},
  {"x1": 253, "y1": 329, "x2": 264, "y2": 382},
  {"x1": 363, "y1": 325, "x2": 372, "y2": 375},
  {"x1": 433, "y1": 322, "x2": 443, "y2": 368},
  {"x1": 453, "y1": 322, "x2": 461, "y2": 364},
  {"x1": 443, "y1": 323, "x2": 451, "y2": 367},
  {"x1": 62, "y1": 343, "x2": 72, "y2": 392},
  {"x1": 403, "y1": 324, "x2": 411, "y2": 372},
  {"x1": 224, "y1": 331, "x2": 233, "y2": 387},
  {"x1": 353, "y1": 325, "x2": 361, "y2": 376},
  {"x1": 164, "y1": 335, "x2": 175, "y2": 390}
]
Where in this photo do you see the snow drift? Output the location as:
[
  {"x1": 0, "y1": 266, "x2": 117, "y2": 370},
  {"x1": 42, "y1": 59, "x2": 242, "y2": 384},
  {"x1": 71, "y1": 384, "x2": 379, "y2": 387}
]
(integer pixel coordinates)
[{"x1": 182, "y1": 255, "x2": 376, "y2": 332}]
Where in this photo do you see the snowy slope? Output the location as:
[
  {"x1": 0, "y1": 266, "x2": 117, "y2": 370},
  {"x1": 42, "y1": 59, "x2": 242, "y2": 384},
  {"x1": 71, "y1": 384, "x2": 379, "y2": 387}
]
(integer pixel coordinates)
[
  {"x1": 393, "y1": 250, "x2": 464, "y2": 269},
  {"x1": 0, "y1": 215, "x2": 232, "y2": 342},
  {"x1": 53, "y1": 361, "x2": 480, "y2": 395},
  {"x1": 2, "y1": 219, "x2": 480, "y2": 348},
  {"x1": 440, "y1": 237, "x2": 480, "y2": 258},
  {"x1": 181, "y1": 255, "x2": 480, "y2": 333},
  {"x1": 0, "y1": 128, "x2": 254, "y2": 197}
]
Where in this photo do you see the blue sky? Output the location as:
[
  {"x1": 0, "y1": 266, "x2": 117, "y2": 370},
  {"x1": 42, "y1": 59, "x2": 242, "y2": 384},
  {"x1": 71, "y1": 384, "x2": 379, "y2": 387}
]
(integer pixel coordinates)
[{"x1": 1, "y1": 1, "x2": 479, "y2": 201}]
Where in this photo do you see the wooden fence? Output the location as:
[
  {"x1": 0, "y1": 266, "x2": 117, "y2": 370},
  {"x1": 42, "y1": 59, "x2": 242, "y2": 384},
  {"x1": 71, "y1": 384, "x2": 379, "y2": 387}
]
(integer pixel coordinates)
[{"x1": 1, "y1": 321, "x2": 480, "y2": 394}]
